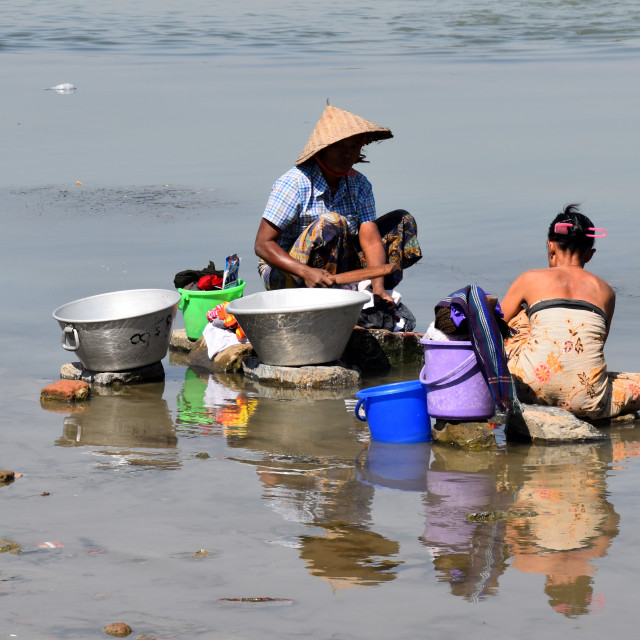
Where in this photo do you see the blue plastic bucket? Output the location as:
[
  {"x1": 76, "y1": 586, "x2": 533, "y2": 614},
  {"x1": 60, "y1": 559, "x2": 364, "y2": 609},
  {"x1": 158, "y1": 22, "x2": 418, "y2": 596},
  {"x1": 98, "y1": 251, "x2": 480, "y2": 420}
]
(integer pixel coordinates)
[
  {"x1": 355, "y1": 380, "x2": 431, "y2": 443},
  {"x1": 419, "y1": 339, "x2": 495, "y2": 420}
]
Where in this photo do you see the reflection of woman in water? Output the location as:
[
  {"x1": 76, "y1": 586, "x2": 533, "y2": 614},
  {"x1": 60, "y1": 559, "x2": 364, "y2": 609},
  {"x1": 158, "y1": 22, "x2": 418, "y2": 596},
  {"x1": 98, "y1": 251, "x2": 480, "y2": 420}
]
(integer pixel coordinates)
[
  {"x1": 298, "y1": 524, "x2": 400, "y2": 590},
  {"x1": 226, "y1": 394, "x2": 402, "y2": 589},
  {"x1": 504, "y1": 443, "x2": 619, "y2": 617}
]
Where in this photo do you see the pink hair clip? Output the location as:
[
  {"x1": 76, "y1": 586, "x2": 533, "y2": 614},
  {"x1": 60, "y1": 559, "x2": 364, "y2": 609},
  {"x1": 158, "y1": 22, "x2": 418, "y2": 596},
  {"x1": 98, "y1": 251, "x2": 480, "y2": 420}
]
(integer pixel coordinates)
[{"x1": 554, "y1": 222, "x2": 606, "y2": 238}]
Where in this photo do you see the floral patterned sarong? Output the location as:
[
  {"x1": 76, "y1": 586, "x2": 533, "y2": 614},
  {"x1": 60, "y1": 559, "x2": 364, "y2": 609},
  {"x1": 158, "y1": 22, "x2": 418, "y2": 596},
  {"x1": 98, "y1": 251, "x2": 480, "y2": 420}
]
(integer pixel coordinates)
[
  {"x1": 258, "y1": 209, "x2": 422, "y2": 290},
  {"x1": 505, "y1": 300, "x2": 640, "y2": 419}
]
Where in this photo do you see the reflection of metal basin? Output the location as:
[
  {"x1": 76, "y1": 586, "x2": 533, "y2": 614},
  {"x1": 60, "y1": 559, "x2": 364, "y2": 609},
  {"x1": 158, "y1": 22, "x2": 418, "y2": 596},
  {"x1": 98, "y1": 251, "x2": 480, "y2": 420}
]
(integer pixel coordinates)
[
  {"x1": 57, "y1": 384, "x2": 177, "y2": 449},
  {"x1": 226, "y1": 289, "x2": 369, "y2": 366},
  {"x1": 53, "y1": 289, "x2": 180, "y2": 371}
]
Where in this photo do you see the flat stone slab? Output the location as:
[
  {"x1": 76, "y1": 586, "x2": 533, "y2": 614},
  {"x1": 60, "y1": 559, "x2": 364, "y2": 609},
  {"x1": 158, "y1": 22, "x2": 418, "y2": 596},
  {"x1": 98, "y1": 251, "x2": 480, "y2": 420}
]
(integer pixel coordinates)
[
  {"x1": 506, "y1": 403, "x2": 607, "y2": 443},
  {"x1": 60, "y1": 361, "x2": 165, "y2": 386},
  {"x1": 170, "y1": 327, "x2": 425, "y2": 373},
  {"x1": 242, "y1": 357, "x2": 360, "y2": 389},
  {"x1": 169, "y1": 328, "x2": 193, "y2": 352},
  {"x1": 343, "y1": 327, "x2": 425, "y2": 371}
]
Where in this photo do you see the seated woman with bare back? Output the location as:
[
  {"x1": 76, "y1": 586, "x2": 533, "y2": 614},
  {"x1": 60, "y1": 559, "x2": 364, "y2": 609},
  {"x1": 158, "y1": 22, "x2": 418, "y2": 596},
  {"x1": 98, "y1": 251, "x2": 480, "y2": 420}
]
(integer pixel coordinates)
[{"x1": 500, "y1": 204, "x2": 640, "y2": 419}]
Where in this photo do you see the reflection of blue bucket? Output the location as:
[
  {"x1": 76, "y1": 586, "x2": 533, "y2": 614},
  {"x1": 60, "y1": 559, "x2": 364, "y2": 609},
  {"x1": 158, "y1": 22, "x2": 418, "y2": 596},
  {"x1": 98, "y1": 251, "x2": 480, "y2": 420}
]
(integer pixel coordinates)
[
  {"x1": 355, "y1": 380, "x2": 431, "y2": 443},
  {"x1": 358, "y1": 441, "x2": 431, "y2": 491}
]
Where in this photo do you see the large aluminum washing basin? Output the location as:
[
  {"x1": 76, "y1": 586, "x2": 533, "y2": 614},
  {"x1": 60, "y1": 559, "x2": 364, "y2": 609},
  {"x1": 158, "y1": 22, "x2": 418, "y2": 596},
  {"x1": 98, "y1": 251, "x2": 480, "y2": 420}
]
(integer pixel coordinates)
[
  {"x1": 226, "y1": 288, "x2": 369, "y2": 366},
  {"x1": 53, "y1": 289, "x2": 181, "y2": 372}
]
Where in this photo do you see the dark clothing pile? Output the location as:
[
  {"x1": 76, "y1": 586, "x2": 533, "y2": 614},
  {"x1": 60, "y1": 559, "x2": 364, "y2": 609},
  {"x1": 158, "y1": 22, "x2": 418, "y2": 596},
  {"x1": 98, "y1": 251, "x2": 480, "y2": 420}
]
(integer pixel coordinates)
[
  {"x1": 356, "y1": 295, "x2": 416, "y2": 332},
  {"x1": 174, "y1": 261, "x2": 224, "y2": 291}
]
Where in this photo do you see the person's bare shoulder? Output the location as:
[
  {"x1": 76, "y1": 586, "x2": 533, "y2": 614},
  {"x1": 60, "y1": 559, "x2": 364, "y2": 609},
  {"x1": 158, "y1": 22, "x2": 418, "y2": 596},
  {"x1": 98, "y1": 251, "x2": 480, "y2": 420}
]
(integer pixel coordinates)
[
  {"x1": 501, "y1": 268, "x2": 546, "y2": 321},
  {"x1": 512, "y1": 268, "x2": 554, "y2": 293},
  {"x1": 593, "y1": 273, "x2": 616, "y2": 317}
]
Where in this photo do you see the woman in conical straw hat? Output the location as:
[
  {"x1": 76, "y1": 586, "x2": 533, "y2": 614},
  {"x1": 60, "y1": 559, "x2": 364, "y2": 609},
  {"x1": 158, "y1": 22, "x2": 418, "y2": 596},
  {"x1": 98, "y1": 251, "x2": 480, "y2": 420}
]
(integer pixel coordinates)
[{"x1": 254, "y1": 103, "x2": 422, "y2": 305}]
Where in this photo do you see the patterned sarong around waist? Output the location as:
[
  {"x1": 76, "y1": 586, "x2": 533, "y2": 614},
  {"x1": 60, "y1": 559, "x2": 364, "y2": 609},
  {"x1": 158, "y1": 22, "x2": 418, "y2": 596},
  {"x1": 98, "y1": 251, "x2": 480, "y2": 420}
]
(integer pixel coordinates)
[{"x1": 506, "y1": 299, "x2": 640, "y2": 418}]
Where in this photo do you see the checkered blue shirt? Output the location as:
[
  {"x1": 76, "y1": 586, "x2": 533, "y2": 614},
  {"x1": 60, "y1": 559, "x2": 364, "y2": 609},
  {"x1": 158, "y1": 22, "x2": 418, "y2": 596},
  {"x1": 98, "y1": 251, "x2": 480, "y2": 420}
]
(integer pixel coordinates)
[{"x1": 262, "y1": 161, "x2": 376, "y2": 252}]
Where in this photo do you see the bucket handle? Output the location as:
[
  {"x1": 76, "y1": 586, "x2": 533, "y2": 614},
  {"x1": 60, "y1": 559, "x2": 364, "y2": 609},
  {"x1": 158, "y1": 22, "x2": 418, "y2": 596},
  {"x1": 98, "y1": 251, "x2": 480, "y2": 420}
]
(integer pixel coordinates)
[
  {"x1": 61, "y1": 325, "x2": 80, "y2": 352},
  {"x1": 354, "y1": 398, "x2": 367, "y2": 421},
  {"x1": 420, "y1": 353, "x2": 476, "y2": 387},
  {"x1": 178, "y1": 291, "x2": 190, "y2": 311}
]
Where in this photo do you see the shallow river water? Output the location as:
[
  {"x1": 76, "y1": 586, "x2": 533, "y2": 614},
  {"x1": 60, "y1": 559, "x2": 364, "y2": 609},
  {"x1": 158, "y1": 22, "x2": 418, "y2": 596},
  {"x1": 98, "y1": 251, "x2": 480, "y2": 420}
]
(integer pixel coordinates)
[{"x1": 2, "y1": 1, "x2": 640, "y2": 638}]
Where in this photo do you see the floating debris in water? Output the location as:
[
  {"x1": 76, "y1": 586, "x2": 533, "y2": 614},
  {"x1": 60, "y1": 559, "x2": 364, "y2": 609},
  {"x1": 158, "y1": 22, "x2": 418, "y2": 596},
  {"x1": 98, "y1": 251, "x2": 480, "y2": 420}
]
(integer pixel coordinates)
[
  {"x1": 218, "y1": 597, "x2": 294, "y2": 605},
  {"x1": 465, "y1": 509, "x2": 537, "y2": 522},
  {"x1": 0, "y1": 539, "x2": 21, "y2": 554},
  {"x1": 168, "y1": 549, "x2": 218, "y2": 560},
  {"x1": 36, "y1": 540, "x2": 65, "y2": 549},
  {"x1": 44, "y1": 83, "x2": 77, "y2": 94},
  {"x1": 265, "y1": 536, "x2": 302, "y2": 549}
]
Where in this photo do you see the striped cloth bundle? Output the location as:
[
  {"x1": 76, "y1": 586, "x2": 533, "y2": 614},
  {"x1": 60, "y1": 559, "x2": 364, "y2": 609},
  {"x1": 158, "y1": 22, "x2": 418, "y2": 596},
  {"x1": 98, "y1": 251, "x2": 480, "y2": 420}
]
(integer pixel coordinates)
[{"x1": 436, "y1": 285, "x2": 521, "y2": 415}]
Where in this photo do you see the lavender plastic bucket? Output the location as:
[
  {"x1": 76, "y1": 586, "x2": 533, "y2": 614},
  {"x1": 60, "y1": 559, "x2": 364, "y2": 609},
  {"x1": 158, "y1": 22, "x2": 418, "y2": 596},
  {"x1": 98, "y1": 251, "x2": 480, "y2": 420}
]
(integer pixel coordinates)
[{"x1": 419, "y1": 339, "x2": 495, "y2": 420}]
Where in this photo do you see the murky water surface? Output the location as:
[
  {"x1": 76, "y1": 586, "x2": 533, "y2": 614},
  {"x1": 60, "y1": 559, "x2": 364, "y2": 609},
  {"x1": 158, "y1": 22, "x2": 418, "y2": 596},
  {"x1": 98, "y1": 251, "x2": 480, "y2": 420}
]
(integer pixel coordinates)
[{"x1": 2, "y1": 1, "x2": 640, "y2": 638}]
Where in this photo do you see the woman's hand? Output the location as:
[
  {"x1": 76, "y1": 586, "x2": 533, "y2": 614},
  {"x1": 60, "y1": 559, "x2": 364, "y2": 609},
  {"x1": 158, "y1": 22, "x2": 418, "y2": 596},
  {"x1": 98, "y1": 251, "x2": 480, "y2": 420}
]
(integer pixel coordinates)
[
  {"x1": 371, "y1": 280, "x2": 396, "y2": 306},
  {"x1": 255, "y1": 220, "x2": 336, "y2": 288},
  {"x1": 302, "y1": 266, "x2": 335, "y2": 289}
]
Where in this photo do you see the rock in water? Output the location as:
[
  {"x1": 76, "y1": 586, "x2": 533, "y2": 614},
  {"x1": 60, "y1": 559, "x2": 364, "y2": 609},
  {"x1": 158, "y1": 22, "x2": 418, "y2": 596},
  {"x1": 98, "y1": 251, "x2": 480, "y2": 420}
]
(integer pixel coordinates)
[
  {"x1": 103, "y1": 622, "x2": 132, "y2": 637},
  {"x1": 431, "y1": 420, "x2": 497, "y2": 450},
  {"x1": 506, "y1": 403, "x2": 607, "y2": 443},
  {"x1": 40, "y1": 380, "x2": 90, "y2": 402}
]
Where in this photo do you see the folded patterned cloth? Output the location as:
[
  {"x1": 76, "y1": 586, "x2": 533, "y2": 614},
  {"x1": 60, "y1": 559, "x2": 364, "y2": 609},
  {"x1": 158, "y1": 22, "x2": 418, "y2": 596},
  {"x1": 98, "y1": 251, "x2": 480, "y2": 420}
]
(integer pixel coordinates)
[{"x1": 206, "y1": 301, "x2": 245, "y2": 340}]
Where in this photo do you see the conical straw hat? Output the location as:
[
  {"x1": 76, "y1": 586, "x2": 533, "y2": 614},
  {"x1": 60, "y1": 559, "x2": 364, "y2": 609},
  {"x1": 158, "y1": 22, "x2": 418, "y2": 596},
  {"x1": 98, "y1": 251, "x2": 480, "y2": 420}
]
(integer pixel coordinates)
[{"x1": 295, "y1": 105, "x2": 393, "y2": 166}]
